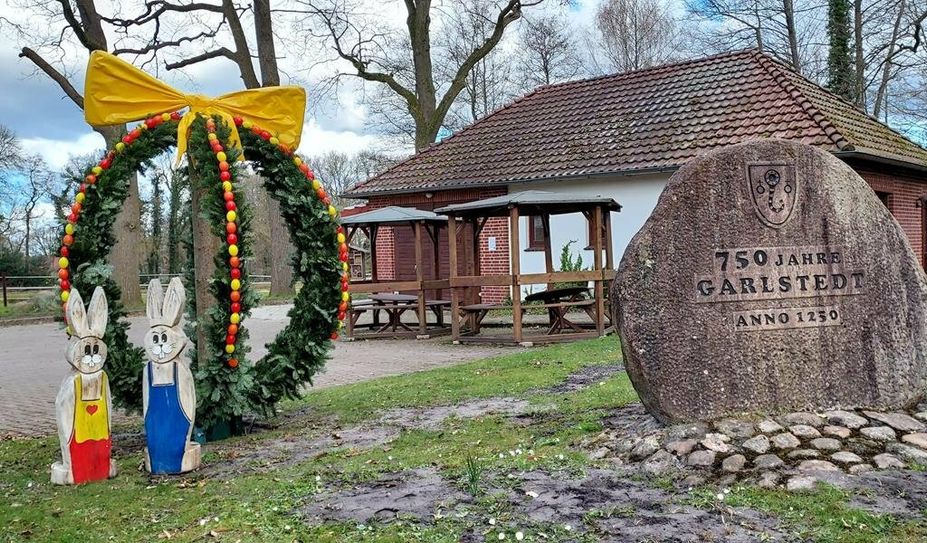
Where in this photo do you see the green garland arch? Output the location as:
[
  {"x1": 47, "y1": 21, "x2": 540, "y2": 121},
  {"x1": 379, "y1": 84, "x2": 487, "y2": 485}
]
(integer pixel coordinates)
[{"x1": 57, "y1": 112, "x2": 348, "y2": 430}]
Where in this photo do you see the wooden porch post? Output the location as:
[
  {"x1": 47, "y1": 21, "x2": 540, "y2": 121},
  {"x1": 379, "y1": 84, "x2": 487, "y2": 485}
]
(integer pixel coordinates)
[
  {"x1": 604, "y1": 210, "x2": 614, "y2": 271},
  {"x1": 447, "y1": 214, "x2": 460, "y2": 341},
  {"x1": 510, "y1": 206, "x2": 523, "y2": 343},
  {"x1": 414, "y1": 221, "x2": 426, "y2": 335},
  {"x1": 542, "y1": 213, "x2": 554, "y2": 290},
  {"x1": 433, "y1": 224, "x2": 442, "y2": 300},
  {"x1": 592, "y1": 206, "x2": 605, "y2": 336},
  {"x1": 369, "y1": 225, "x2": 379, "y2": 282}
]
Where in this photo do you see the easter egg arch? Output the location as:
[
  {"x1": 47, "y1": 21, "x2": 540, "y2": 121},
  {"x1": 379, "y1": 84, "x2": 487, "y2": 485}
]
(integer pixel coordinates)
[{"x1": 58, "y1": 112, "x2": 349, "y2": 431}]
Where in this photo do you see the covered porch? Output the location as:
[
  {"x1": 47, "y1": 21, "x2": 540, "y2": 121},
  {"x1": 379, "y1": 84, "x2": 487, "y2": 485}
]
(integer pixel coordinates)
[
  {"x1": 342, "y1": 206, "x2": 452, "y2": 339},
  {"x1": 435, "y1": 190, "x2": 621, "y2": 345}
]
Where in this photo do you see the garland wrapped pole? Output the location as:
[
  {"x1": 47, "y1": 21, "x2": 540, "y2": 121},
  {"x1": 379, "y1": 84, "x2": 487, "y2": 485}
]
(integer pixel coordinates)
[{"x1": 57, "y1": 51, "x2": 347, "y2": 434}]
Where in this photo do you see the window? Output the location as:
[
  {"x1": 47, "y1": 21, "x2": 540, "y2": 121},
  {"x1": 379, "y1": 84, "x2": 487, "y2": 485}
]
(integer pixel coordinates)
[
  {"x1": 876, "y1": 191, "x2": 892, "y2": 211},
  {"x1": 527, "y1": 215, "x2": 546, "y2": 250}
]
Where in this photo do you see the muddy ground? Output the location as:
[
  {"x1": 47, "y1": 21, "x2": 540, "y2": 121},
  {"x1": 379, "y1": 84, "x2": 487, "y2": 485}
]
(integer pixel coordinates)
[{"x1": 123, "y1": 363, "x2": 927, "y2": 541}]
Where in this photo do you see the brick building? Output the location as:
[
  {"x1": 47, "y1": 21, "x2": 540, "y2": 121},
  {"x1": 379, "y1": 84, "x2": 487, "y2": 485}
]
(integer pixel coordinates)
[{"x1": 345, "y1": 49, "x2": 927, "y2": 302}]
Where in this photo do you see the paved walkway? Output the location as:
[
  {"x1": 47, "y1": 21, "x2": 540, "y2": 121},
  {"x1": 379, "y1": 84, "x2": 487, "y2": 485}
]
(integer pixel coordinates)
[{"x1": 0, "y1": 305, "x2": 510, "y2": 436}]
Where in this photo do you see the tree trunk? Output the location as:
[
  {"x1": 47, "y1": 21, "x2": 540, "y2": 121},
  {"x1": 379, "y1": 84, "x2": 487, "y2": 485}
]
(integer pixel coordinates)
[
  {"x1": 414, "y1": 120, "x2": 442, "y2": 152},
  {"x1": 853, "y1": 0, "x2": 865, "y2": 107},
  {"x1": 98, "y1": 126, "x2": 142, "y2": 306},
  {"x1": 189, "y1": 164, "x2": 219, "y2": 365},
  {"x1": 783, "y1": 0, "x2": 801, "y2": 74},
  {"x1": 268, "y1": 196, "x2": 295, "y2": 296},
  {"x1": 407, "y1": 0, "x2": 439, "y2": 152},
  {"x1": 873, "y1": 0, "x2": 906, "y2": 118},
  {"x1": 24, "y1": 213, "x2": 31, "y2": 274},
  {"x1": 254, "y1": 0, "x2": 280, "y2": 86},
  {"x1": 167, "y1": 178, "x2": 182, "y2": 274}
]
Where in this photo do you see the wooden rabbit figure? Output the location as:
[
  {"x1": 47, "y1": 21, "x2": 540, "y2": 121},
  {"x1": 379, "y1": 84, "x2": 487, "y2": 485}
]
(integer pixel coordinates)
[
  {"x1": 51, "y1": 286, "x2": 117, "y2": 485},
  {"x1": 143, "y1": 277, "x2": 201, "y2": 474}
]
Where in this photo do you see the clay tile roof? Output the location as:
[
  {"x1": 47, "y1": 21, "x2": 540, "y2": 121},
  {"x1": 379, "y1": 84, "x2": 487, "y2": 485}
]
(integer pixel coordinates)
[
  {"x1": 434, "y1": 190, "x2": 621, "y2": 217},
  {"x1": 346, "y1": 49, "x2": 927, "y2": 198},
  {"x1": 340, "y1": 205, "x2": 447, "y2": 225}
]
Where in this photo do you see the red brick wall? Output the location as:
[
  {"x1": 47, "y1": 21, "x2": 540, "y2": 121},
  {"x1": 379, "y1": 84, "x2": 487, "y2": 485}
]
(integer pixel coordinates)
[
  {"x1": 476, "y1": 217, "x2": 510, "y2": 302},
  {"x1": 854, "y1": 164, "x2": 927, "y2": 267},
  {"x1": 374, "y1": 227, "x2": 395, "y2": 280},
  {"x1": 361, "y1": 187, "x2": 510, "y2": 302}
]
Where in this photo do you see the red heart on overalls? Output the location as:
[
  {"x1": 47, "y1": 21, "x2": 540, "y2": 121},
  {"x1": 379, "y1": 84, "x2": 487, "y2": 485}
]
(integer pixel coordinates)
[{"x1": 86, "y1": 405, "x2": 98, "y2": 415}]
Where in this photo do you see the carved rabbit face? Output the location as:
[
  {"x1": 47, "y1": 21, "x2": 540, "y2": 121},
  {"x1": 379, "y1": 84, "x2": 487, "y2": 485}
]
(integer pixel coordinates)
[
  {"x1": 145, "y1": 324, "x2": 186, "y2": 363},
  {"x1": 145, "y1": 277, "x2": 188, "y2": 364},
  {"x1": 70, "y1": 336, "x2": 108, "y2": 373},
  {"x1": 65, "y1": 286, "x2": 108, "y2": 375}
]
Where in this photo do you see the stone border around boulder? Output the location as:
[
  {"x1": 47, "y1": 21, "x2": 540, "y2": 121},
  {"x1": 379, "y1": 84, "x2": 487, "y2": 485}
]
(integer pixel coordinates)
[{"x1": 586, "y1": 406, "x2": 927, "y2": 492}]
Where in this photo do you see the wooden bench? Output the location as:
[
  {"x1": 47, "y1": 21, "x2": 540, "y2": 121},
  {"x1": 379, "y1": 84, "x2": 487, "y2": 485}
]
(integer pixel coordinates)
[
  {"x1": 459, "y1": 303, "x2": 511, "y2": 333},
  {"x1": 539, "y1": 299, "x2": 595, "y2": 334},
  {"x1": 459, "y1": 299, "x2": 597, "y2": 335}
]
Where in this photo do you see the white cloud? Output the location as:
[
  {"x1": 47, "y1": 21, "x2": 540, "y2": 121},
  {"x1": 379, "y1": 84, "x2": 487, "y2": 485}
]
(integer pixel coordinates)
[
  {"x1": 20, "y1": 131, "x2": 105, "y2": 169},
  {"x1": 297, "y1": 118, "x2": 382, "y2": 157}
]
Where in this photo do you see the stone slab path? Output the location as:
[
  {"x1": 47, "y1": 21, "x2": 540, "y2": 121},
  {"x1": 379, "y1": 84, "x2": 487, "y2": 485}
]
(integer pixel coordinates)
[{"x1": 0, "y1": 304, "x2": 511, "y2": 436}]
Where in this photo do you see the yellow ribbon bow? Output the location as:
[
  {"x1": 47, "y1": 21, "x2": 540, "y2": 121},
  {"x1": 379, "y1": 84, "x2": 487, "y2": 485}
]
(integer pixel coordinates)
[{"x1": 83, "y1": 51, "x2": 306, "y2": 162}]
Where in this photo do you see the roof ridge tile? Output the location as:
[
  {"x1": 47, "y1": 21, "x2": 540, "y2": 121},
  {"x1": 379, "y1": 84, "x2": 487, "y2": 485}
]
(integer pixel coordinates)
[{"x1": 752, "y1": 51, "x2": 852, "y2": 151}]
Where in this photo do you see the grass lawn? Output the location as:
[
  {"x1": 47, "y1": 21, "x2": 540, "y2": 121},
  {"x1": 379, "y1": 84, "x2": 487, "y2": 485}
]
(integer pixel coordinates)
[{"x1": 1, "y1": 338, "x2": 925, "y2": 542}]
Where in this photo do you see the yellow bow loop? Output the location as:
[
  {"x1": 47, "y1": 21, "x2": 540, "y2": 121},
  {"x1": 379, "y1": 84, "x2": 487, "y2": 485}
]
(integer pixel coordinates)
[{"x1": 83, "y1": 51, "x2": 306, "y2": 163}]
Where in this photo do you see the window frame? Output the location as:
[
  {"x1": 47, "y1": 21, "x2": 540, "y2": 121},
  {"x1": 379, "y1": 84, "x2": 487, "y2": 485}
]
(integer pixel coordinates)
[{"x1": 526, "y1": 215, "x2": 546, "y2": 251}]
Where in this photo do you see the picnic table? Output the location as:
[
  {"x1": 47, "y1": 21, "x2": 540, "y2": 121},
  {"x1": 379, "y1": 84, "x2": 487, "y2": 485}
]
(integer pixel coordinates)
[
  {"x1": 524, "y1": 286, "x2": 594, "y2": 335},
  {"x1": 459, "y1": 286, "x2": 595, "y2": 336},
  {"x1": 349, "y1": 293, "x2": 451, "y2": 335}
]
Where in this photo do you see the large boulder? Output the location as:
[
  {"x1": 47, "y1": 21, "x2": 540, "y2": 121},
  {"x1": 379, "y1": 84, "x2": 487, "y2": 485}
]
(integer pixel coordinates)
[{"x1": 614, "y1": 139, "x2": 927, "y2": 423}]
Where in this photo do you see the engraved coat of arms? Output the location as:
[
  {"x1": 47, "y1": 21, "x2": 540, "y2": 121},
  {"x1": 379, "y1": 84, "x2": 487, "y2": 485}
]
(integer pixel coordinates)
[{"x1": 747, "y1": 163, "x2": 797, "y2": 228}]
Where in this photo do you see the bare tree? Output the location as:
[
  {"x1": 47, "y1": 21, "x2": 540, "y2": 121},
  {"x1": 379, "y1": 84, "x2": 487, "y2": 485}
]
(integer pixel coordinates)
[
  {"x1": 8, "y1": 0, "x2": 144, "y2": 304},
  {"x1": 518, "y1": 14, "x2": 583, "y2": 90},
  {"x1": 296, "y1": 0, "x2": 544, "y2": 151},
  {"x1": 0, "y1": 125, "x2": 21, "y2": 170},
  {"x1": 593, "y1": 0, "x2": 678, "y2": 74},
  {"x1": 439, "y1": 0, "x2": 521, "y2": 127},
  {"x1": 685, "y1": 0, "x2": 825, "y2": 76},
  {"x1": 310, "y1": 149, "x2": 398, "y2": 207},
  {"x1": 17, "y1": 155, "x2": 58, "y2": 273}
]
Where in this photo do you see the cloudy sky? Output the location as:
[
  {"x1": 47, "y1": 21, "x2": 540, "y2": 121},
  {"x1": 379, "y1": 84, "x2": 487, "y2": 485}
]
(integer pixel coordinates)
[{"x1": 0, "y1": 0, "x2": 599, "y2": 170}]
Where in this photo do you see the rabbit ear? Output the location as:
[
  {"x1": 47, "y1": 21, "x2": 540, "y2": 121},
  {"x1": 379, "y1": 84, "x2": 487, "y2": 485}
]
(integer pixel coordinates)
[
  {"x1": 162, "y1": 277, "x2": 185, "y2": 327},
  {"x1": 66, "y1": 287, "x2": 89, "y2": 337},
  {"x1": 147, "y1": 279, "x2": 164, "y2": 322},
  {"x1": 87, "y1": 286, "x2": 108, "y2": 338}
]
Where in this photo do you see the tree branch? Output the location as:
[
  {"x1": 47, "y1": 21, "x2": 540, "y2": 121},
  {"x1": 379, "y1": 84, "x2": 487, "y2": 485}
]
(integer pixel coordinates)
[
  {"x1": 111, "y1": 25, "x2": 222, "y2": 56},
  {"x1": 19, "y1": 47, "x2": 83, "y2": 108},
  {"x1": 164, "y1": 47, "x2": 237, "y2": 70},
  {"x1": 101, "y1": 0, "x2": 222, "y2": 27},
  {"x1": 307, "y1": 3, "x2": 418, "y2": 106},
  {"x1": 435, "y1": 0, "x2": 523, "y2": 124},
  {"x1": 57, "y1": 0, "x2": 96, "y2": 50}
]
